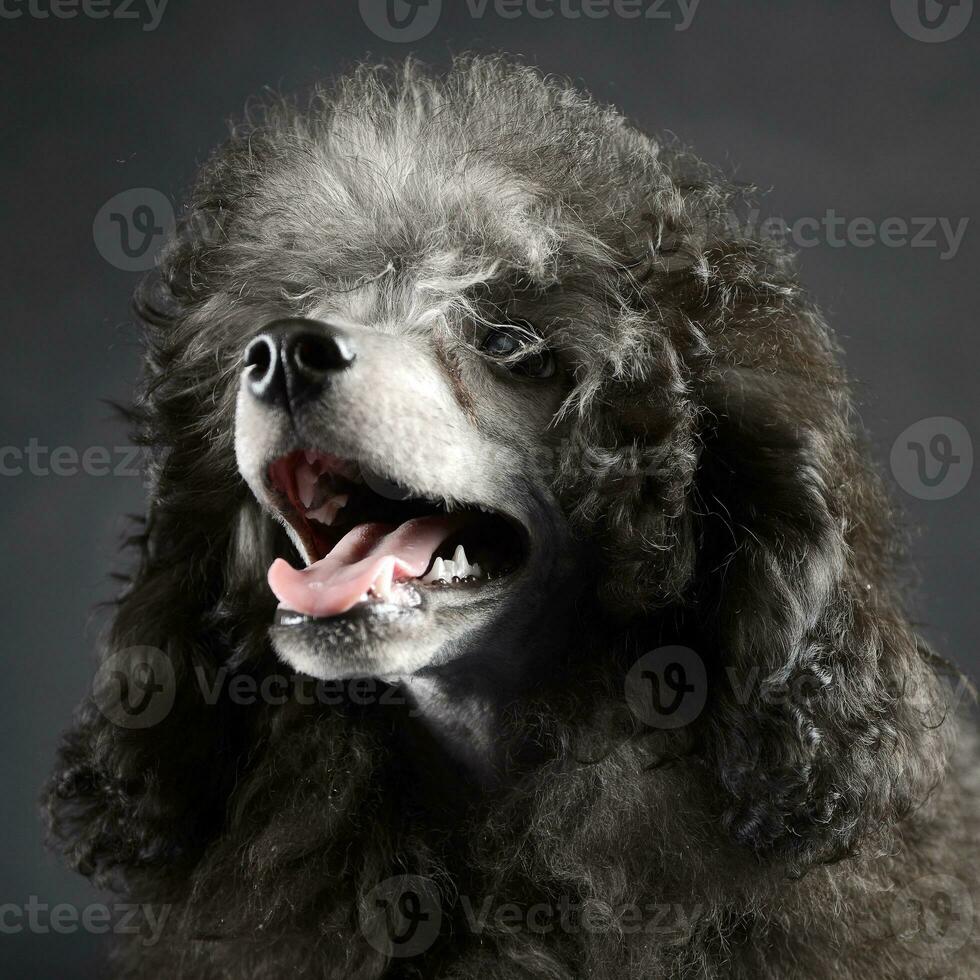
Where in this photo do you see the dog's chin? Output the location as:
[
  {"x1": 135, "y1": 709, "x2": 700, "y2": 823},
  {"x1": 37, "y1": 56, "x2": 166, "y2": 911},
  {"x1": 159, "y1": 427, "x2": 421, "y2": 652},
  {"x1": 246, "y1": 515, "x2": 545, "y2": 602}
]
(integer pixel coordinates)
[{"x1": 268, "y1": 574, "x2": 520, "y2": 681}]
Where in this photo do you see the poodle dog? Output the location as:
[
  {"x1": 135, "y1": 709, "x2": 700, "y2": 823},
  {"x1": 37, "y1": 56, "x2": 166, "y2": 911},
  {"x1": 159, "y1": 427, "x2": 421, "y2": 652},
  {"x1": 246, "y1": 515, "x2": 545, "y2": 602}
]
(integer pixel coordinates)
[{"x1": 46, "y1": 57, "x2": 978, "y2": 978}]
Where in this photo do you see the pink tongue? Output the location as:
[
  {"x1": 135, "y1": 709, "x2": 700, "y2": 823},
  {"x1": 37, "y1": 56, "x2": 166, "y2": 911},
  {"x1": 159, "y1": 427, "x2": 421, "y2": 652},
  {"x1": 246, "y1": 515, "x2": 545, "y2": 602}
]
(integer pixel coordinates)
[{"x1": 268, "y1": 515, "x2": 462, "y2": 618}]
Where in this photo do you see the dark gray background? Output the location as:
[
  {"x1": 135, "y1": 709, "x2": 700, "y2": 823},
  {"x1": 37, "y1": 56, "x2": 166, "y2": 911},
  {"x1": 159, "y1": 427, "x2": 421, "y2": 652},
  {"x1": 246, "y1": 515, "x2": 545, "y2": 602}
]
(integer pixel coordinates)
[{"x1": 2, "y1": 1, "x2": 977, "y2": 975}]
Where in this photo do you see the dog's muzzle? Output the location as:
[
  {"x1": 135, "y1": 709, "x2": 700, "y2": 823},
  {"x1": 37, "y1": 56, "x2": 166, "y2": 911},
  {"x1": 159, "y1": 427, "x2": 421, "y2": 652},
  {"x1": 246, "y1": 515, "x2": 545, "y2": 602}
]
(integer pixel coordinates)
[
  {"x1": 236, "y1": 315, "x2": 528, "y2": 622},
  {"x1": 243, "y1": 318, "x2": 356, "y2": 411}
]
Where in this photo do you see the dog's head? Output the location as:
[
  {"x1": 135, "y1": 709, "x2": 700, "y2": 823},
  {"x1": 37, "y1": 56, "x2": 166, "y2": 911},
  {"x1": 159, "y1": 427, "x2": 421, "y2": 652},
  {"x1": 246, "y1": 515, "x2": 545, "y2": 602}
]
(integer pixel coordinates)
[
  {"x1": 208, "y1": 58, "x2": 701, "y2": 685},
  {"x1": 48, "y1": 58, "x2": 951, "y2": 906}
]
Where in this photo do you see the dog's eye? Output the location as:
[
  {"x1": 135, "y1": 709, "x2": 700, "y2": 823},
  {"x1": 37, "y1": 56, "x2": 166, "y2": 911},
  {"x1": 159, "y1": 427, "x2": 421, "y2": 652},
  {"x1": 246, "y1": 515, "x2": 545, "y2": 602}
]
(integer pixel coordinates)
[
  {"x1": 479, "y1": 327, "x2": 556, "y2": 379},
  {"x1": 481, "y1": 329, "x2": 521, "y2": 358}
]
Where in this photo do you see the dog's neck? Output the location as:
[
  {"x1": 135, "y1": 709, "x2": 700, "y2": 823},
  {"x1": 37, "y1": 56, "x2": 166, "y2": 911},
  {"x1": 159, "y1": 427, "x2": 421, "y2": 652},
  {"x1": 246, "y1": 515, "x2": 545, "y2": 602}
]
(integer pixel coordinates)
[
  {"x1": 398, "y1": 597, "x2": 585, "y2": 785},
  {"x1": 399, "y1": 674, "x2": 503, "y2": 785}
]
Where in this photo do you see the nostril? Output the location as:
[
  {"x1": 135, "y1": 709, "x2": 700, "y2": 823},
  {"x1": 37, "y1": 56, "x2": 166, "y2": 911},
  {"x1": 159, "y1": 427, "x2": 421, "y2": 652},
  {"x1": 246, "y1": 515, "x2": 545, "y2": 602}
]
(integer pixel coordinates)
[
  {"x1": 244, "y1": 336, "x2": 274, "y2": 376},
  {"x1": 243, "y1": 335, "x2": 283, "y2": 405},
  {"x1": 289, "y1": 330, "x2": 355, "y2": 378},
  {"x1": 294, "y1": 336, "x2": 332, "y2": 375}
]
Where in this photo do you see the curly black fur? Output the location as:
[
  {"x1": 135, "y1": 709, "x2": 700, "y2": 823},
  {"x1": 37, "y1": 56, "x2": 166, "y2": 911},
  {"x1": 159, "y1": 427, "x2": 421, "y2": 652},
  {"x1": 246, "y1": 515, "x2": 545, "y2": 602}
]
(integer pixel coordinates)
[{"x1": 45, "y1": 57, "x2": 978, "y2": 978}]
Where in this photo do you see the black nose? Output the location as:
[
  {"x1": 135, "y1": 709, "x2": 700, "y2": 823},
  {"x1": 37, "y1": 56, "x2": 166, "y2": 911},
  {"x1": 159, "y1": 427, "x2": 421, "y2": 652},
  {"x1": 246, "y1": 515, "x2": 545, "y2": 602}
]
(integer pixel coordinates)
[{"x1": 243, "y1": 318, "x2": 355, "y2": 409}]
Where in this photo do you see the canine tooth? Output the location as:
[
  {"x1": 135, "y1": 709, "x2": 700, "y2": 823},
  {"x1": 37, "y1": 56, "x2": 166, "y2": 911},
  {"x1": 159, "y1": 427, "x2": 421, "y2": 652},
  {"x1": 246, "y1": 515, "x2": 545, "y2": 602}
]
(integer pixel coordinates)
[
  {"x1": 297, "y1": 464, "x2": 317, "y2": 509},
  {"x1": 452, "y1": 545, "x2": 470, "y2": 574}
]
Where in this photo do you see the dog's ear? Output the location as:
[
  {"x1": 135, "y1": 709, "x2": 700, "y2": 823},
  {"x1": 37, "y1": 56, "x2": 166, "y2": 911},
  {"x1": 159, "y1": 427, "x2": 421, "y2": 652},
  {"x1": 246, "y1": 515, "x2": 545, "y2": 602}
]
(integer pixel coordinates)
[
  {"x1": 44, "y1": 496, "x2": 279, "y2": 887},
  {"x1": 687, "y1": 348, "x2": 951, "y2": 867},
  {"x1": 576, "y1": 195, "x2": 953, "y2": 868},
  {"x1": 682, "y1": 313, "x2": 949, "y2": 869},
  {"x1": 44, "y1": 230, "x2": 281, "y2": 889}
]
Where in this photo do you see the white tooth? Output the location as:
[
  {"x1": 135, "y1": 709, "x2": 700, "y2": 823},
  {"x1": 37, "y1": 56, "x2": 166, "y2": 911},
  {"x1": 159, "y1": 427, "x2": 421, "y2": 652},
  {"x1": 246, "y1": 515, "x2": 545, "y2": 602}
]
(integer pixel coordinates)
[
  {"x1": 422, "y1": 557, "x2": 445, "y2": 584},
  {"x1": 372, "y1": 559, "x2": 395, "y2": 601},
  {"x1": 306, "y1": 503, "x2": 328, "y2": 524},
  {"x1": 307, "y1": 494, "x2": 348, "y2": 526},
  {"x1": 452, "y1": 545, "x2": 469, "y2": 575},
  {"x1": 470, "y1": 563, "x2": 483, "y2": 579},
  {"x1": 297, "y1": 464, "x2": 317, "y2": 509}
]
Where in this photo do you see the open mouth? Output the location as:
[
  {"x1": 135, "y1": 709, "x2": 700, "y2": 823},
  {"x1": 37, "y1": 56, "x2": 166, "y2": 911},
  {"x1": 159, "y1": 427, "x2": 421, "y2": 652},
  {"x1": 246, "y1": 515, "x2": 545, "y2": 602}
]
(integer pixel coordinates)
[{"x1": 264, "y1": 450, "x2": 525, "y2": 620}]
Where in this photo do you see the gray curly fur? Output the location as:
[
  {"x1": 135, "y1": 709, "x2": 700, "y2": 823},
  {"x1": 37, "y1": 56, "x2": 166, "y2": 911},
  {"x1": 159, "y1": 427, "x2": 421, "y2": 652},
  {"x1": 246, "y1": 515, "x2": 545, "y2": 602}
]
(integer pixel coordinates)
[{"x1": 45, "y1": 56, "x2": 978, "y2": 978}]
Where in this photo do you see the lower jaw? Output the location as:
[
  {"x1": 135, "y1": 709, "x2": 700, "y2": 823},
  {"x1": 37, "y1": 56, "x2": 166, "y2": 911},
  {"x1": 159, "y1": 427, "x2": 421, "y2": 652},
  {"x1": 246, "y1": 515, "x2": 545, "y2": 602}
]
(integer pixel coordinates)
[
  {"x1": 268, "y1": 587, "x2": 456, "y2": 681},
  {"x1": 264, "y1": 537, "x2": 554, "y2": 680}
]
